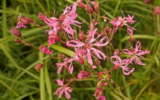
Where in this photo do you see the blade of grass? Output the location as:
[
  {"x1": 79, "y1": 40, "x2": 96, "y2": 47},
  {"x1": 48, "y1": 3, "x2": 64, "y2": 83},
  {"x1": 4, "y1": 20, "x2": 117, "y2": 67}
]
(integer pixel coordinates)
[
  {"x1": 0, "y1": 44, "x2": 39, "y2": 80},
  {"x1": 50, "y1": 44, "x2": 75, "y2": 56},
  {"x1": 0, "y1": 26, "x2": 48, "y2": 44},
  {"x1": 120, "y1": 35, "x2": 156, "y2": 42},
  {"x1": 113, "y1": 0, "x2": 121, "y2": 17},
  {"x1": 35, "y1": 0, "x2": 46, "y2": 13},
  {"x1": 0, "y1": 79, "x2": 19, "y2": 97},
  {"x1": 2, "y1": 0, "x2": 7, "y2": 37},
  {"x1": 44, "y1": 62, "x2": 53, "y2": 100},
  {"x1": 14, "y1": 90, "x2": 39, "y2": 100},
  {"x1": 39, "y1": 51, "x2": 46, "y2": 100}
]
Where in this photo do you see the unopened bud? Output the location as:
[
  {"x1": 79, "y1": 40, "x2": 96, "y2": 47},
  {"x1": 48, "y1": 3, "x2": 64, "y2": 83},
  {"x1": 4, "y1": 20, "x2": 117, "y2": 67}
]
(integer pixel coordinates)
[
  {"x1": 129, "y1": 36, "x2": 135, "y2": 42},
  {"x1": 109, "y1": 28, "x2": 112, "y2": 34},
  {"x1": 78, "y1": 56, "x2": 84, "y2": 64},
  {"x1": 14, "y1": 39, "x2": 22, "y2": 43},
  {"x1": 114, "y1": 49, "x2": 120, "y2": 56},
  {"x1": 86, "y1": 4, "x2": 93, "y2": 14},
  {"x1": 78, "y1": 0, "x2": 85, "y2": 9},
  {"x1": 101, "y1": 82, "x2": 108, "y2": 87},
  {"x1": 35, "y1": 63, "x2": 43, "y2": 72},
  {"x1": 58, "y1": 54, "x2": 66, "y2": 59},
  {"x1": 113, "y1": 65, "x2": 119, "y2": 70},
  {"x1": 94, "y1": 58, "x2": 101, "y2": 66},
  {"x1": 93, "y1": 2, "x2": 99, "y2": 14},
  {"x1": 144, "y1": 0, "x2": 150, "y2": 4},
  {"x1": 78, "y1": 30, "x2": 85, "y2": 41},
  {"x1": 59, "y1": 14, "x2": 66, "y2": 22},
  {"x1": 154, "y1": 6, "x2": 160, "y2": 15},
  {"x1": 104, "y1": 26, "x2": 110, "y2": 33},
  {"x1": 77, "y1": 71, "x2": 91, "y2": 79},
  {"x1": 55, "y1": 35, "x2": 61, "y2": 41},
  {"x1": 38, "y1": 13, "x2": 45, "y2": 21},
  {"x1": 11, "y1": 27, "x2": 21, "y2": 37},
  {"x1": 158, "y1": 32, "x2": 160, "y2": 35}
]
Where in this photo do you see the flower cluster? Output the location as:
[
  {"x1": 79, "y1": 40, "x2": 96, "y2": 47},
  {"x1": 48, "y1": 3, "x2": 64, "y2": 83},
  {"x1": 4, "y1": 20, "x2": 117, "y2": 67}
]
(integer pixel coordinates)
[{"x1": 11, "y1": 0, "x2": 151, "y2": 100}]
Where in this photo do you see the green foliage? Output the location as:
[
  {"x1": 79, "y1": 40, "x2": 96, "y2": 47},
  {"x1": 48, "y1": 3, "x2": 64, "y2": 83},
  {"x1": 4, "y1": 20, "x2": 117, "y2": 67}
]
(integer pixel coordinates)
[{"x1": 0, "y1": 0, "x2": 160, "y2": 100}]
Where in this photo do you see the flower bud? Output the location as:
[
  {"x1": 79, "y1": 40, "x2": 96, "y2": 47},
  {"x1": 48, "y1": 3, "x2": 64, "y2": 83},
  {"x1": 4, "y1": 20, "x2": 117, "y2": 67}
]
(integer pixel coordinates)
[
  {"x1": 77, "y1": 71, "x2": 91, "y2": 79},
  {"x1": 86, "y1": 4, "x2": 93, "y2": 14},
  {"x1": 35, "y1": 63, "x2": 43, "y2": 72},
  {"x1": 109, "y1": 28, "x2": 112, "y2": 34},
  {"x1": 78, "y1": 30, "x2": 85, "y2": 41},
  {"x1": 158, "y1": 32, "x2": 160, "y2": 35},
  {"x1": 11, "y1": 28, "x2": 21, "y2": 37},
  {"x1": 55, "y1": 35, "x2": 61, "y2": 41},
  {"x1": 78, "y1": 0, "x2": 85, "y2": 9},
  {"x1": 129, "y1": 36, "x2": 135, "y2": 42},
  {"x1": 114, "y1": 49, "x2": 120, "y2": 56},
  {"x1": 104, "y1": 26, "x2": 110, "y2": 33},
  {"x1": 101, "y1": 82, "x2": 108, "y2": 87},
  {"x1": 59, "y1": 14, "x2": 66, "y2": 22},
  {"x1": 93, "y1": 2, "x2": 99, "y2": 14},
  {"x1": 144, "y1": 0, "x2": 150, "y2": 4},
  {"x1": 113, "y1": 65, "x2": 119, "y2": 70},
  {"x1": 14, "y1": 39, "x2": 22, "y2": 43},
  {"x1": 58, "y1": 54, "x2": 66, "y2": 59},
  {"x1": 154, "y1": 6, "x2": 160, "y2": 15},
  {"x1": 78, "y1": 56, "x2": 84, "y2": 64},
  {"x1": 94, "y1": 58, "x2": 101, "y2": 66}
]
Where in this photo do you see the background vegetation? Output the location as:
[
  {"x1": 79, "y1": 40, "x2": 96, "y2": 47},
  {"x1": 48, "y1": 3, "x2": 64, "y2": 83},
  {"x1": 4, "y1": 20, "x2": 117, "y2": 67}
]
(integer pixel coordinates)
[{"x1": 0, "y1": 0, "x2": 160, "y2": 100}]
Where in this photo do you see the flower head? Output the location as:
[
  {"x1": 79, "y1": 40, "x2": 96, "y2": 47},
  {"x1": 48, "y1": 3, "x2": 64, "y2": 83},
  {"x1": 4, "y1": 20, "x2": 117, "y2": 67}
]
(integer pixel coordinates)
[
  {"x1": 16, "y1": 15, "x2": 33, "y2": 28},
  {"x1": 54, "y1": 79, "x2": 73, "y2": 99},
  {"x1": 122, "y1": 41, "x2": 150, "y2": 65},
  {"x1": 67, "y1": 26, "x2": 109, "y2": 68},
  {"x1": 61, "y1": 3, "x2": 85, "y2": 38}
]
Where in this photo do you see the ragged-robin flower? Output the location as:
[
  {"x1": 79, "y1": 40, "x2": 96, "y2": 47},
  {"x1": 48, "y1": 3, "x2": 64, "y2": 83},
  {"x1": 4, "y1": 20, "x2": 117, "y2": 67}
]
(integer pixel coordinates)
[
  {"x1": 93, "y1": 87, "x2": 106, "y2": 100},
  {"x1": 60, "y1": 3, "x2": 85, "y2": 38},
  {"x1": 54, "y1": 79, "x2": 73, "y2": 99},
  {"x1": 67, "y1": 25, "x2": 109, "y2": 68},
  {"x1": 110, "y1": 55, "x2": 134, "y2": 75},
  {"x1": 39, "y1": 45, "x2": 53, "y2": 55},
  {"x1": 121, "y1": 41, "x2": 150, "y2": 65},
  {"x1": 109, "y1": 11, "x2": 136, "y2": 35},
  {"x1": 16, "y1": 15, "x2": 34, "y2": 28}
]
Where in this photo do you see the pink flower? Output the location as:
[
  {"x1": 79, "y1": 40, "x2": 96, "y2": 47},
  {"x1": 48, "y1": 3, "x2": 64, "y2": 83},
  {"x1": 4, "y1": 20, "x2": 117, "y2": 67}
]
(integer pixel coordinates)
[
  {"x1": 67, "y1": 27, "x2": 109, "y2": 68},
  {"x1": 39, "y1": 45, "x2": 53, "y2": 55},
  {"x1": 110, "y1": 55, "x2": 134, "y2": 75},
  {"x1": 109, "y1": 12, "x2": 136, "y2": 35},
  {"x1": 125, "y1": 15, "x2": 135, "y2": 24},
  {"x1": 98, "y1": 96, "x2": 106, "y2": 100},
  {"x1": 16, "y1": 15, "x2": 34, "y2": 28},
  {"x1": 122, "y1": 41, "x2": 150, "y2": 65},
  {"x1": 74, "y1": 48, "x2": 86, "y2": 64},
  {"x1": 77, "y1": 71, "x2": 91, "y2": 79},
  {"x1": 56, "y1": 59, "x2": 68, "y2": 74},
  {"x1": 46, "y1": 30, "x2": 61, "y2": 47},
  {"x1": 53, "y1": 79, "x2": 73, "y2": 99},
  {"x1": 43, "y1": 16, "x2": 60, "y2": 32},
  {"x1": 56, "y1": 58, "x2": 74, "y2": 74},
  {"x1": 61, "y1": 3, "x2": 84, "y2": 38},
  {"x1": 93, "y1": 87, "x2": 106, "y2": 100}
]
